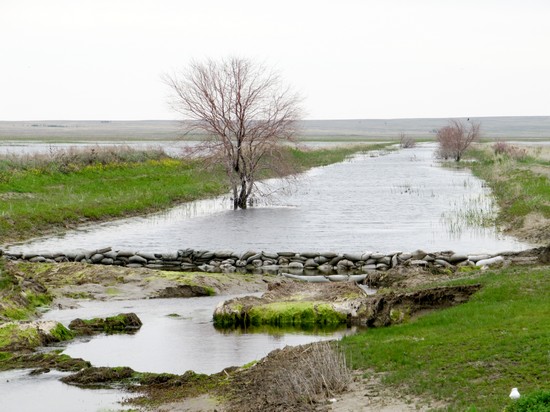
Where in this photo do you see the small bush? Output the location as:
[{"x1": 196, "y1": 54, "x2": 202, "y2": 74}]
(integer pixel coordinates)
[
  {"x1": 399, "y1": 132, "x2": 417, "y2": 148},
  {"x1": 505, "y1": 390, "x2": 550, "y2": 412},
  {"x1": 272, "y1": 342, "x2": 352, "y2": 405},
  {"x1": 492, "y1": 141, "x2": 528, "y2": 161}
]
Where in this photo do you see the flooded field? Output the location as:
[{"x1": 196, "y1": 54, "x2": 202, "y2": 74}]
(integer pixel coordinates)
[{"x1": 6, "y1": 143, "x2": 532, "y2": 255}]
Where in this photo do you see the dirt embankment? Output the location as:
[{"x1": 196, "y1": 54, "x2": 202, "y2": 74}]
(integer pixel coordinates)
[{"x1": 6, "y1": 261, "x2": 272, "y2": 307}]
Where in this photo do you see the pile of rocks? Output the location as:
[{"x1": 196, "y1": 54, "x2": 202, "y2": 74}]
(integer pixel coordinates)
[{"x1": 1, "y1": 247, "x2": 515, "y2": 274}]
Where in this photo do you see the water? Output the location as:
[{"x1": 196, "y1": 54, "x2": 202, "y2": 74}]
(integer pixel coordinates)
[
  {"x1": 6, "y1": 143, "x2": 531, "y2": 255},
  {"x1": 41, "y1": 294, "x2": 351, "y2": 375},
  {"x1": 0, "y1": 369, "x2": 136, "y2": 412}
]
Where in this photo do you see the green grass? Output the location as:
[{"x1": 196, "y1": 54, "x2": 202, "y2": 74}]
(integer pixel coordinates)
[
  {"x1": 341, "y1": 266, "x2": 550, "y2": 411},
  {"x1": 248, "y1": 301, "x2": 348, "y2": 327},
  {"x1": 0, "y1": 144, "x2": 386, "y2": 244}
]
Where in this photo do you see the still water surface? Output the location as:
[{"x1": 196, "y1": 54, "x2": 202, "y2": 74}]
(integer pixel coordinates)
[
  {"x1": 0, "y1": 295, "x2": 349, "y2": 412},
  {"x1": 7, "y1": 143, "x2": 531, "y2": 255},
  {"x1": 41, "y1": 294, "x2": 350, "y2": 375}
]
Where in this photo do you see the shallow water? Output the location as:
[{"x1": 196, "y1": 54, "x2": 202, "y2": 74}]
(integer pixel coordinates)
[
  {"x1": 0, "y1": 369, "x2": 136, "y2": 412},
  {"x1": 7, "y1": 144, "x2": 531, "y2": 255},
  {"x1": 42, "y1": 294, "x2": 352, "y2": 375}
]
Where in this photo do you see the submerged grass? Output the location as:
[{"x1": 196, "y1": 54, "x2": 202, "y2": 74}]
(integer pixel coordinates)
[
  {"x1": 342, "y1": 265, "x2": 550, "y2": 411},
  {"x1": 0, "y1": 143, "x2": 387, "y2": 244}
]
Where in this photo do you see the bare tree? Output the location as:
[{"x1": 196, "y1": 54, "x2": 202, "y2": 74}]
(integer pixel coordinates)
[
  {"x1": 164, "y1": 57, "x2": 302, "y2": 209},
  {"x1": 436, "y1": 119, "x2": 480, "y2": 161},
  {"x1": 399, "y1": 132, "x2": 416, "y2": 148}
]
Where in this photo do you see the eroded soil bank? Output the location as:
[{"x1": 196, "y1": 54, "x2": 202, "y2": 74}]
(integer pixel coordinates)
[{"x1": 1, "y1": 246, "x2": 548, "y2": 411}]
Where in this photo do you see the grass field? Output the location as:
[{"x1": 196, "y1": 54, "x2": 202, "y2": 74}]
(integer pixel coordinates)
[
  {"x1": 463, "y1": 143, "x2": 550, "y2": 244},
  {"x1": 342, "y1": 265, "x2": 550, "y2": 411}
]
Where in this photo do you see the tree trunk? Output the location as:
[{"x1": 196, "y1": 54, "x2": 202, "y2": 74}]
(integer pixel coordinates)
[{"x1": 234, "y1": 179, "x2": 248, "y2": 209}]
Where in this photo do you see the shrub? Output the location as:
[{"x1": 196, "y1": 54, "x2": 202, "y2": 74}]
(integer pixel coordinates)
[
  {"x1": 272, "y1": 342, "x2": 352, "y2": 405},
  {"x1": 492, "y1": 141, "x2": 528, "y2": 161},
  {"x1": 505, "y1": 390, "x2": 550, "y2": 412}
]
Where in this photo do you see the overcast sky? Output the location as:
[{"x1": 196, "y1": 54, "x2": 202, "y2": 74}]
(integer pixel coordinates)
[{"x1": 1, "y1": 0, "x2": 549, "y2": 121}]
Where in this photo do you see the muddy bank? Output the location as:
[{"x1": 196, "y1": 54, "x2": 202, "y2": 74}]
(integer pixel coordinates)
[
  {"x1": 213, "y1": 279, "x2": 481, "y2": 328},
  {"x1": 4, "y1": 260, "x2": 272, "y2": 306}
]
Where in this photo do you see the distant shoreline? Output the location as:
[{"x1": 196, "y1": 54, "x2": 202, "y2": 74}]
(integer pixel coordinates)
[{"x1": 0, "y1": 116, "x2": 549, "y2": 140}]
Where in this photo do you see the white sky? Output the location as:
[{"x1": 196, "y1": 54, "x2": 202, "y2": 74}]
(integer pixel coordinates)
[{"x1": 1, "y1": 0, "x2": 549, "y2": 120}]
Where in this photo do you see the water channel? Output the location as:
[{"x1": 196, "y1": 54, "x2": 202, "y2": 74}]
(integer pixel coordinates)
[
  {"x1": 1, "y1": 143, "x2": 534, "y2": 411},
  {"x1": 6, "y1": 143, "x2": 531, "y2": 255}
]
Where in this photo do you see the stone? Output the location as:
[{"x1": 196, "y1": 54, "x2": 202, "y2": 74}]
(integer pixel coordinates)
[
  {"x1": 434, "y1": 259, "x2": 453, "y2": 268},
  {"x1": 277, "y1": 251, "x2": 296, "y2": 257},
  {"x1": 128, "y1": 255, "x2": 148, "y2": 264},
  {"x1": 410, "y1": 259, "x2": 428, "y2": 266},
  {"x1": 246, "y1": 253, "x2": 262, "y2": 264},
  {"x1": 288, "y1": 261, "x2": 304, "y2": 269},
  {"x1": 448, "y1": 254, "x2": 468, "y2": 264},
  {"x1": 329, "y1": 256, "x2": 345, "y2": 266},
  {"x1": 180, "y1": 263, "x2": 197, "y2": 270},
  {"x1": 116, "y1": 250, "x2": 135, "y2": 258},
  {"x1": 23, "y1": 252, "x2": 39, "y2": 260},
  {"x1": 161, "y1": 252, "x2": 179, "y2": 261},
  {"x1": 126, "y1": 263, "x2": 144, "y2": 268},
  {"x1": 90, "y1": 254, "x2": 104, "y2": 263},
  {"x1": 391, "y1": 254, "x2": 398, "y2": 268},
  {"x1": 178, "y1": 248, "x2": 194, "y2": 257},
  {"x1": 398, "y1": 252, "x2": 413, "y2": 261},
  {"x1": 300, "y1": 252, "x2": 319, "y2": 258},
  {"x1": 370, "y1": 252, "x2": 386, "y2": 260},
  {"x1": 103, "y1": 251, "x2": 118, "y2": 259},
  {"x1": 304, "y1": 258, "x2": 319, "y2": 268},
  {"x1": 411, "y1": 249, "x2": 427, "y2": 260},
  {"x1": 378, "y1": 256, "x2": 391, "y2": 265},
  {"x1": 343, "y1": 253, "x2": 362, "y2": 262},
  {"x1": 240, "y1": 250, "x2": 258, "y2": 260},
  {"x1": 320, "y1": 252, "x2": 339, "y2": 259},
  {"x1": 476, "y1": 256, "x2": 505, "y2": 267},
  {"x1": 314, "y1": 256, "x2": 329, "y2": 264},
  {"x1": 262, "y1": 251, "x2": 279, "y2": 260},
  {"x1": 468, "y1": 254, "x2": 491, "y2": 263},
  {"x1": 214, "y1": 250, "x2": 234, "y2": 259},
  {"x1": 337, "y1": 259, "x2": 355, "y2": 268},
  {"x1": 29, "y1": 256, "x2": 46, "y2": 263},
  {"x1": 101, "y1": 258, "x2": 114, "y2": 265},
  {"x1": 317, "y1": 264, "x2": 333, "y2": 273},
  {"x1": 137, "y1": 252, "x2": 157, "y2": 260},
  {"x1": 251, "y1": 259, "x2": 263, "y2": 268}
]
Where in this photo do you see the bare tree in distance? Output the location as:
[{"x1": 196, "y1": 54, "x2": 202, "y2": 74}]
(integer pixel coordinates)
[
  {"x1": 164, "y1": 57, "x2": 302, "y2": 209},
  {"x1": 436, "y1": 119, "x2": 480, "y2": 161}
]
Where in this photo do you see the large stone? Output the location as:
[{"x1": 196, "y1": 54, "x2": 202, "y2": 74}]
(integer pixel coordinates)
[
  {"x1": 128, "y1": 255, "x2": 148, "y2": 264},
  {"x1": 476, "y1": 256, "x2": 505, "y2": 267},
  {"x1": 343, "y1": 253, "x2": 362, "y2": 262},
  {"x1": 90, "y1": 253, "x2": 104, "y2": 263},
  {"x1": 262, "y1": 251, "x2": 279, "y2": 260},
  {"x1": 304, "y1": 258, "x2": 319, "y2": 268},
  {"x1": 288, "y1": 261, "x2": 304, "y2": 269},
  {"x1": 448, "y1": 254, "x2": 468, "y2": 264},
  {"x1": 214, "y1": 250, "x2": 234, "y2": 259},
  {"x1": 241, "y1": 250, "x2": 258, "y2": 260}
]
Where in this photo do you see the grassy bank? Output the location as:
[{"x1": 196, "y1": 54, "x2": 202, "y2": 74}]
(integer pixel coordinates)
[
  {"x1": 0, "y1": 143, "x2": 385, "y2": 244},
  {"x1": 463, "y1": 143, "x2": 550, "y2": 244},
  {"x1": 342, "y1": 265, "x2": 550, "y2": 411}
]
